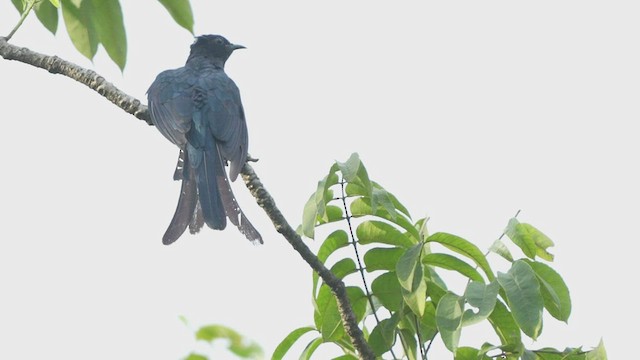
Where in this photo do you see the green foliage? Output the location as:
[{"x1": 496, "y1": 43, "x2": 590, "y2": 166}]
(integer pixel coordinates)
[
  {"x1": 179, "y1": 321, "x2": 263, "y2": 360},
  {"x1": 497, "y1": 261, "x2": 544, "y2": 340},
  {"x1": 156, "y1": 0, "x2": 194, "y2": 33},
  {"x1": 272, "y1": 327, "x2": 316, "y2": 360},
  {"x1": 277, "y1": 153, "x2": 606, "y2": 359},
  {"x1": 34, "y1": 0, "x2": 59, "y2": 34},
  {"x1": 9, "y1": 0, "x2": 194, "y2": 70}
]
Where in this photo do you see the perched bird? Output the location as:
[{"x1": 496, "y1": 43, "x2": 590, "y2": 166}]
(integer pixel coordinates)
[{"x1": 147, "y1": 34, "x2": 262, "y2": 245}]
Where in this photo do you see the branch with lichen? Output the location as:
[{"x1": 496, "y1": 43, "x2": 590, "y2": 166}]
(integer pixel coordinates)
[{"x1": 0, "y1": 38, "x2": 149, "y2": 124}]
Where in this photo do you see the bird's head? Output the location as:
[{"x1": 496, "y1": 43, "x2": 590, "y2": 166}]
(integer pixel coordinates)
[{"x1": 188, "y1": 34, "x2": 245, "y2": 66}]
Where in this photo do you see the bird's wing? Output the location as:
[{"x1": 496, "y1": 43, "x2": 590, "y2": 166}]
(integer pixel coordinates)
[
  {"x1": 147, "y1": 68, "x2": 194, "y2": 147},
  {"x1": 198, "y1": 70, "x2": 249, "y2": 181}
]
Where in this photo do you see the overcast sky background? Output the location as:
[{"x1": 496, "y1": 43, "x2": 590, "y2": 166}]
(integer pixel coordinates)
[{"x1": 1, "y1": 1, "x2": 637, "y2": 359}]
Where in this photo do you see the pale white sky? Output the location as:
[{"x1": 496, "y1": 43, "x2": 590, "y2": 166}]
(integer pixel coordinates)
[{"x1": 1, "y1": 1, "x2": 636, "y2": 359}]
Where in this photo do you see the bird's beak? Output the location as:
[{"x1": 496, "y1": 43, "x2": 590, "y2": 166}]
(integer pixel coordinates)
[{"x1": 231, "y1": 44, "x2": 246, "y2": 51}]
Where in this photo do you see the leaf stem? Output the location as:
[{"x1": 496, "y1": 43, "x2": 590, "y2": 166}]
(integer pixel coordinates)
[
  {"x1": 423, "y1": 330, "x2": 438, "y2": 359},
  {"x1": 4, "y1": 0, "x2": 38, "y2": 41},
  {"x1": 414, "y1": 314, "x2": 426, "y2": 359}
]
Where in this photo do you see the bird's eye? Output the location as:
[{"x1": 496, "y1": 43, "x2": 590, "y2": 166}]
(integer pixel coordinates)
[{"x1": 215, "y1": 38, "x2": 224, "y2": 45}]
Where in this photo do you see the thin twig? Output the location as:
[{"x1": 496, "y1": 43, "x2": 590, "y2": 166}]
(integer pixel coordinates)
[
  {"x1": 4, "y1": 0, "x2": 36, "y2": 41},
  {"x1": 414, "y1": 314, "x2": 426, "y2": 360},
  {"x1": 424, "y1": 330, "x2": 438, "y2": 359}
]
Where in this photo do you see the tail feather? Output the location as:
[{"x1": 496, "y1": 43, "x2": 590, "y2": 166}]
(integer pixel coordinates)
[
  {"x1": 162, "y1": 154, "x2": 198, "y2": 245},
  {"x1": 215, "y1": 149, "x2": 263, "y2": 244},
  {"x1": 195, "y1": 142, "x2": 226, "y2": 230},
  {"x1": 163, "y1": 137, "x2": 261, "y2": 244},
  {"x1": 189, "y1": 201, "x2": 205, "y2": 234},
  {"x1": 173, "y1": 150, "x2": 186, "y2": 181}
]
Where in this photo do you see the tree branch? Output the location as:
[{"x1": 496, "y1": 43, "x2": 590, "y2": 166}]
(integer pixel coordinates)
[
  {"x1": 0, "y1": 38, "x2": 375, "y2": 360},
  {"x1": 241, "y1": 163, "x2": 375, "y2": 359},
  {"x1": 0, "y1": 37, "x2": 150, "y2": 124}
]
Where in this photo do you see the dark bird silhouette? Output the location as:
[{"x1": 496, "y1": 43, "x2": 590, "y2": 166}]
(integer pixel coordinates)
[{"x1": 147, "y1": 35, "x2": 262, "y2": 245}]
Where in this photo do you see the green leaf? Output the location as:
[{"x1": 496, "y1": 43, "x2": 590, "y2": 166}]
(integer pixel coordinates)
[
  {"x1": 418, "y1": 301, "x2": 438, "y2": 341},
  {"x1": 195, "y1": 325, "x2": 263, "y2": 358},
  {"x1": 455, "y1": 347, "x2": 492, "y2": 360},
  {"x1": 436, "y1": 292, "x2": 464, "y2": 351},
  {"x1": 525, "y1": 260, "x2": 571, "y2": 322},
  {"x1": 337, "y1": 153, "x2": 372, "y2": 193},
  {"x1": 90, "y1": 0, "x2": 127, "y2": 70},
  {"x1": 522, "y1": 223, "x2": 555, "y2": 261},
  {"x1": 401, "y1": 275, "x2": 427, "y2": 317},
  {"x1": 426, "y1": 232, "x2": 495, "y2": 281},
  {"x1": 229, "y1": 340, "x2": 263, "y2": 358},
  {"x1": 300, "y1": 337, "x2": 323, "y2": 360},
  {"x1": 487, "y1": 299, "x2": 521, "y2": 348},
  {"x1": 397, "y1": 243, "x2": 424, "y2": 291},
  {"x1": 318, "y1": 205, "x2": 344, "y2": 225},
  {"x1": 356, "y1": 220, "x2": 414, "y2": 248},
  {"x1": 314, "y1": 286, "x2": 363, "y2": 342},
  {"x1": 505, "y1": 218, "x2": 536, "y2": 258},
  {"x1": 313, "y1": 230, "x2": 349, "y2": 297},
  {"x1": 317, "y1": 230, "x2": 350, "y2": 265},
  {"x1": 370, "y1": 186, "x2": 398, "y2": 221},
  {"x1": 371, "y1": 272, "x2": 403, "y2": 312},
  {"x1": 336, "y1": 153, "x2": 361, "y2": 182},
  {"x1": 272, "y1": 327, "x2": 316, "y2": 360},
  {"x1": 314, "y1": 285, "x2": 344, "y2": 341},
  {"x1": 478, "y1": 342, "x2": 502, "y2": 357},
  {"x1": 34, "y1": 0, "x2": 59, "y2": 34},
  {"x1": 301, "y1": 170, "x2": 339, "y2": 238},
  {"x1": 398, "y1": 328, "x2": 418, "y2": 360},
  {"x1": 368, "y1": 315, "x2": 400, "y2": 356},
  {"x1": 461, "y1": 281, "x2": 499, "y2": 326},
  {"x1": 375, "y1": 182, "x2": 411, "y2": 218},
  {"x1": 156, "y1": 0, "x2": 194, "y2": 33},
  {"x1": 330, "y1": 258, "x2": 357, "y2": 280},
  {"x1": 184, "y1": 353, "x2": 208, "y2": 360},
  {"x1": 506, "y1": 218, "x2": 555, "y2": 261},
  {"x1": 531, "y1": 347, "x2": 585, "y2": 360},
  {"x1": 521, "y1": 350, "x2": 537, "y2": 360},
  {"x1": 586, "y1": 339, "x2": 607, "y2": 360},
  {"x1": 301, "y1": 194, "x2": 319, "y2": 239},
  {"x1": 11, "y1": 0, "x2": 24, "y2": 13},
  {"x1": 345, "y1": 181, "x2": 411, "y2": 218},
  {"x1": 61, "y1": 0, "x2": 99, "y2": 60},
  {"x1": 424, "y1": 267, "x2": 448, "y2": 303},
  {"x1": 423, "y1": 253, "x2": 484, "y2": 283},
  {"x1": 346, "y1": 286, "x2": 369, "y2": 323},
  {"x1": 497, "y1": 260, "x2": 543, "y2": 339},
  {"x1": 489, "y1": 238, "x2": 514, "y2": 262},
  {"x1": 364, "y1": 247, "x2": 404, "y2": 272},
  {"x1": 49, "y1": 0, "x2": 61, "y2": 7},
  {"x1": 178, "y1": 314, "x2": 189, "y2": 326},
  {"x1": 332, "y1": 355, "x2": 358, "y2": 360},
  {"x1": 351, "y1": 198, "x2": 420, "y2": 241}
]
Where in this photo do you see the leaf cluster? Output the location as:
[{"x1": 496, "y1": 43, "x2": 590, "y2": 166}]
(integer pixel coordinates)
[
  {"x1": 179, "y1": 319, "x2": 263, "y2": 360},
  {"x1": 9, "y1": 0, "x2": 194, "y2": 70},
  {"x1": 276, "y1": 153, "x2": 606, "y2": 360}
]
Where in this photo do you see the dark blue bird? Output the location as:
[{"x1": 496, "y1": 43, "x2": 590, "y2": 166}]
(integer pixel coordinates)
[{"x1": 147, "y1": 35, "x2": 262, "y2": 245}]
